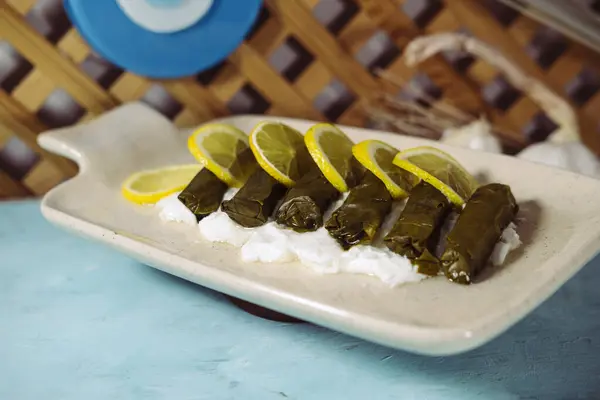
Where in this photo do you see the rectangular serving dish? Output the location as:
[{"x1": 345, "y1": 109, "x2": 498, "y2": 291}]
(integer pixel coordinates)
[{"x1": 38, "y1": 102, "x2": 600, "y2": 356}]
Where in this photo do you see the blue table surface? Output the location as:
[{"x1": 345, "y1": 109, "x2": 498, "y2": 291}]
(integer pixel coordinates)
[{"x1": 1, "y1": 200, "x2": 599, "y2": 400}]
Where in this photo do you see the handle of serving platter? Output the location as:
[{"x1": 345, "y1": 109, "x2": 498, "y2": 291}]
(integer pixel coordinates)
[{"x1": 37, "y1": 102, "x2": 178, "y2": 171}]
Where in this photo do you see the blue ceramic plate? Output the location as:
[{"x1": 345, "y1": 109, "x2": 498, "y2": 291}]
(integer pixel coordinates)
[{"x1": 65, "y1": 0, "x2": 262, "y2": 78}]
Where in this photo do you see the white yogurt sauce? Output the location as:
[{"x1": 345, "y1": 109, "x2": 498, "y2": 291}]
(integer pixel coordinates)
[
  {"x1": 490, "y1": 222, "x2": 521, "y2": 266},
  {"x1": 194, "y1": 191, "x2": 424, "y2": 287},
  {"x1": 156, "y1": 188, "x2": 521, "y2": 287},
  {"x1": 202, "y1": 213, "x2": 423, "y2": 286},
  {"x1": 156, "y1": 191, "x2": 196, "y2": 225}
]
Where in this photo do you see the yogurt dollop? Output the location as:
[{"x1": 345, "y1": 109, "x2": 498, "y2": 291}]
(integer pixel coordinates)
[
  {"x1": 156, "y1": 192, "x2": 196, "y2": 225},
  {"x1": 198, "y1": 208, "x2": 425, "y2": 287}
]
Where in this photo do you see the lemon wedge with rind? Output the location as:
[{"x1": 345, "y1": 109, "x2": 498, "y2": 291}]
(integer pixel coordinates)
[
  {"x1": 352, "y1": 140, "x2": 417, "y2": 199},
  {"x1": 187, "y1": 123, "x2": 255, "y2": 188},
  {"x1": 121, "y1": 164, "x2": 202, "y2": 204},
  {"x1": 393, "y1": 146, "x2": 479, "y2": 207},
  {"x1": 249, "y1": 121, "x2": 310, "y2": 187},
  {"x1": 304, "y1": 123, "x2": 355, "y2": 192}
]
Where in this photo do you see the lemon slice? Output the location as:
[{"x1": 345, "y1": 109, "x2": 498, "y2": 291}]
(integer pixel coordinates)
[
  {"x1": 304, "y1": 123, "x2": 355, "y2": 192},
  {"x1": 187, "y1": 123, "x2": 256, "y2": 187},
  {"x1": 352, "y1": 140, "x2": 417, "y2": 199},
  {"x1": 249, "y1": 121, "x2": 310, "y2": 186},
  {"x1": 393, "y1": 146, "x2": 479, "y2": 206},
  {"x1": 121, "y1": 164, "x2": 202, "y2": 204}
]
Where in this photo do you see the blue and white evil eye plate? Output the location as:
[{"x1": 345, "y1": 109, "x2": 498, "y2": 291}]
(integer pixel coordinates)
[{"x1": 64, "y1": 0, "x2": 263, "y2": 79}]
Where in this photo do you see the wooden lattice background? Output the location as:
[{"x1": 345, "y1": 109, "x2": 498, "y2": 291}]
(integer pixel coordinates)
[{"x1": 1, "y1": 0, "x2": 600, "y2": 199}]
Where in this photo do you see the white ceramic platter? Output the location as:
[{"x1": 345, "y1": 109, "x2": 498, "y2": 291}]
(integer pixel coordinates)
[{"x1": 38, "y1": 102, "x2": 600, "y2": 356}]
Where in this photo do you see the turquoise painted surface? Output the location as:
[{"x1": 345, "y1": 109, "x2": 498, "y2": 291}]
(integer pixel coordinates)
[{"x1": 1, "y1": 200, "x2": 599, "y2": 400}]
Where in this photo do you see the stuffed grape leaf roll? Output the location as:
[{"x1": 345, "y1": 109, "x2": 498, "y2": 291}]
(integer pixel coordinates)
[
  {"x1": 345, "y1": 157, "x2": 367, "y2": 189},
  {"x1": 440, "y1": 183, "x2": 518, "y2": 285},
  {"x1": 221, "y1": 169, "x2": 287, "y2": 227},
  {"x1": 325, "y1": 171, "x2": 392, "y2": 249},
  {"x1": 178, "y1": 168, "x2": 228, "y2": 221},
  {"x1": 275, "y1": 168, "x2": 340, "y2": 232},
  {"x1": 383, "y1": 181, "x2": 451, "y2": 275}
]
